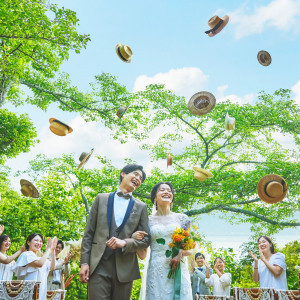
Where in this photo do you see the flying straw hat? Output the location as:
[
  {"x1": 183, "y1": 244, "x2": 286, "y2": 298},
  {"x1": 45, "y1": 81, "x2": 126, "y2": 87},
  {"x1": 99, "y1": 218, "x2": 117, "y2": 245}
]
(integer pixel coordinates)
[
  {"x1": 225, "y1": 113, "x2": 235, "y2": 131},
  {"x1": 117, "y1": 107, "x2": 127, "y2": 119},
  {"x1": 257, "y1": 50, "x2": 272, "y2": 66},
  {"x1": 116, "y1": 44, "x2": 133, "y2": 63},
  {"x1": 193, "y1": 167, "x2": 213, "y2": 181},
  {"x1": 78, "y1": 148, "x2": 94, "y2": 170},
  {"x1": 49, "y1": 118, "x2": 73, "y2": 136},
  {"x1": 167, "y1": 153, "x2": 173, "y2": 168},
  {"x1": 257, "y1": 174, "x2": 287, "y2": 204},
  {"x1": 205, "y1": 15, "x2": 229, "y2": 37},
  {"x1": 188, "y1": 91, "x2": 216, "y2": 116},
  {"x1": 20, "y1": 179, "x2": 39, "y2": 198}
]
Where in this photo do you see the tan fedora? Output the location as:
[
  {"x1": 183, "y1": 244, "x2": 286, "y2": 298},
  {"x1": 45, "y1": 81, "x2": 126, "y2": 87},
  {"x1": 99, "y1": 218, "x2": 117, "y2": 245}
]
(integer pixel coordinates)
[
  {"x1": 167, "y1": 153, "x2": 173, "y2": 168},
  {"x1": 78, "y1": 148, "x2": 94, "y2": 170},
  {"x1": 205, "y1": 15, "x2": 229, "y2": 37},
  {"x1": 116, "y1": 107, "x2": 127, "y2": 119},
  {"x1": 188, "y1": 91, "x2": 216, "y2": 116},
  {"x1": 116, "y1": 44, "x2": 133, "y2": 63},
  {"x1": 257, "y1": 50, "x2": 271, "y2": 66},
  {"x1": 257, "y1": 174, "x2": 287, "y2": 204},
  {"x1": 20, "y1": 179, "x2": 39, "y2": 198},
  {"x1": 225, "y1": 113, "x2": 235, "y2": 131},
  {"x1": 49, "y1": 118, "x2": 73, "y2": 136},
  {"x1": 193, "y1": 167, "x2": 213, "y2": 181}
]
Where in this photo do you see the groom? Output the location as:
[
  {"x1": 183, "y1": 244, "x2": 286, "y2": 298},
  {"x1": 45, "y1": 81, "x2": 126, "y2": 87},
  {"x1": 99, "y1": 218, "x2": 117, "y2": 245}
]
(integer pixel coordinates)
[{"x1": 80, "y1": 164, "x2": 150, "y2": 300}]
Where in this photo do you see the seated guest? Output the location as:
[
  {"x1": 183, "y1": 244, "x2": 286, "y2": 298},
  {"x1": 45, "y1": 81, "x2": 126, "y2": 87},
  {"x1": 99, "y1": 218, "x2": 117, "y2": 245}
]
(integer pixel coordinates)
[
  {"x1": 47, "y1": 240, "x2": 71, "y2": 290},
  {"x1": 0, "y1": 234, "x2": 25, "y2": 280},
  {"x1": 191, "y1": 253, "x2": 212, "y2": 299},
  {"x1": 12, "y1": 233, "x2": 57, "y2": 300},
  {"x1": 250, "y1": 235, "x2": 287, "y2": 290},
  {"x1": 205, "y1": 257, "x2": 231, "y2": 297}
]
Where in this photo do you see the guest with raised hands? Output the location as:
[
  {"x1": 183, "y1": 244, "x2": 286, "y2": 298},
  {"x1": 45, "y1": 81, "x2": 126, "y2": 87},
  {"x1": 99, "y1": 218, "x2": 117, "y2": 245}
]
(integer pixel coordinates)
[
  {"x1": 250, "y1": 235, "x2": 287, "y2": 289},
  {"x1": 205, "y1": 257, "x2": 231, "y2": 297},
  {"x1": 191, "y1": 253, "x2": 212, "y2": 299},
  {"x1": 12, "y1": 234, "x2": 58, "y2": 300},
  {"x1": 0, "y1": 234, "x2": 26, "y2": 280}
]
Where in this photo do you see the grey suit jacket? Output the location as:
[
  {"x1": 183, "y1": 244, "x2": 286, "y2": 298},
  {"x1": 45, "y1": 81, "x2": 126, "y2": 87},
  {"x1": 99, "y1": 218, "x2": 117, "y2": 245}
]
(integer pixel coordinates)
[
  {"x1": 80, "y1": 193, "x2": 150, "y2": 282},
  {"x1": 191, "y1": 266, "x2": 212, "y2": 298}
]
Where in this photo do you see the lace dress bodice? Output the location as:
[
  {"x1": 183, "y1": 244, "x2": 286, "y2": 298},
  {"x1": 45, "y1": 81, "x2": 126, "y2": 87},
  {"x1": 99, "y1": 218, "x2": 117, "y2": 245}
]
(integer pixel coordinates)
[{"x1": 145, "y1": 213, "x2": 193, "y2": 300}]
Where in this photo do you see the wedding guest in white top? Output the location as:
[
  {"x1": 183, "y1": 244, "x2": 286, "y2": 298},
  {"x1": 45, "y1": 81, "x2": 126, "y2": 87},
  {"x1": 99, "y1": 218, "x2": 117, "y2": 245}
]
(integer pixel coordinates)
[
  {"x1": 250, "y1": 235, "x2": 287, "y2": 290},
  {"x1": 0, "y1": 233, "x2": 26, "y2": 280},
  {"x1": 205, "y1": 257, "x2": 231, "y2": 297},
  {"x1": 12, "y1": 233, "x2": 57, "y2": 300}
]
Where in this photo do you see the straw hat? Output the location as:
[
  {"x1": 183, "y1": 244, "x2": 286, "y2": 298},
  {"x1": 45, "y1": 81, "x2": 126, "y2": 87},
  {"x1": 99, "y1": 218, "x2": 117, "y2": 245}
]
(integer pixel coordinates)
[
  {"x1": 116, "y1": 44, "x2": 133, "y2": 63},
  {"x1": 225, "y1": 113, "x2": 235, "y2": 131},
  {"x1": 20, "y1": 179, "x2": 39, "y2": 198},
  {"x1": 257, "y1": 174, "x2": 287, "y2": 204},
  {"x1": 188, "y1": 91, "x2": 216, "y2": 116},
  {"x1": 205, "y1": 15, "x2": 229, "y2": 37},
  {"x1": 257, "y1": 50, "x2": 271, "y2": 66},
  {"x1": 78, "y1": 148, "x2": 94, "y2": 170},
  {"x1": 49, "y1": 118, "x2": 73, "y2": 136},
  {"x1": 193, "y1": 167, "x2": 213, "y2": 181},
  {"x1": 167, "y1": 153, "x2": 173, "y2": 168},
  {"x1": 117, "y1": 107, "x2": 127, "y2": 119}
]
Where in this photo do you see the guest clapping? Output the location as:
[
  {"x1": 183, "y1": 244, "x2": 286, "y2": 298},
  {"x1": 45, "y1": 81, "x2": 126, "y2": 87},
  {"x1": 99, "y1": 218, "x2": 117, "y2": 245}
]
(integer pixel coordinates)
[
  {"x1": 250, "y1": 235, "x2": 287, "y2": 290},
  {"x1": 0, "y1": 234, "x2": 26, "y2": 280},
  {"x1": 191, "y1": 253, "x2": 212, "y2": 299},
  {"x1": 205, "y1": 257, "x2": 231, "y2": 297},
  {"x1": 12, "y1": 234, "x2": 58, "y2": 300}
]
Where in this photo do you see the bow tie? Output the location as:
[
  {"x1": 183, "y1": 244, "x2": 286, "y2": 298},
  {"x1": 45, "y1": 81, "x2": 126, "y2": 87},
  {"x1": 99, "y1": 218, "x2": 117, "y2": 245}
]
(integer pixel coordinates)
[
  {"x1": 198, "y1": 268, "x2": 203, "y2": 271},
  {"x1": 117, "y1": 191, "x2": 131, "y2": 199}
]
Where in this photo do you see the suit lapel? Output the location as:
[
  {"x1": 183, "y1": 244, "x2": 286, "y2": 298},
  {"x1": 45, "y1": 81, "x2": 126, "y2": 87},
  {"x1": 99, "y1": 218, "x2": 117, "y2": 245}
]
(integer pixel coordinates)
[{"x1": 107, "y1": 192, "x2": 116, "y2": 231}]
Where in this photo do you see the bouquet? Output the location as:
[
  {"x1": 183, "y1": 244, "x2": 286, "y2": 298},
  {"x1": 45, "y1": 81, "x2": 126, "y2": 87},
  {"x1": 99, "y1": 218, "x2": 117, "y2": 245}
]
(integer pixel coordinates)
[{"x1": 157, "y1": 221, "x2": 200, "y2": 300}]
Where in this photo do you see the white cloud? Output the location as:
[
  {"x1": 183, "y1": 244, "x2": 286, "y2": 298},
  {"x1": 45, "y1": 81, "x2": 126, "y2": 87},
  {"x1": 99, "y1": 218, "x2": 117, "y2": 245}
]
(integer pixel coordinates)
[
  {"x1": 229, "y1": 0, "x2": 300, "y2": 39},
  {"x1": 291, "y1": 80, "x2": 300, "y2": 105},
  {"x1": 133, "y1": 67, "x2": 209, "y2": 98},
  {"x1": 216, "y1": 84, "x2": 256, "y2": 104}
]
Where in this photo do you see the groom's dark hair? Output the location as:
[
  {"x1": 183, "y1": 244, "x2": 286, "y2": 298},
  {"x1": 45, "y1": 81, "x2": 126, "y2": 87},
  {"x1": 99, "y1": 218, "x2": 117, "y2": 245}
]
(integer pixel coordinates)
[{"x1": 119, "y1": 164, "x2": 146, "y2": 183}]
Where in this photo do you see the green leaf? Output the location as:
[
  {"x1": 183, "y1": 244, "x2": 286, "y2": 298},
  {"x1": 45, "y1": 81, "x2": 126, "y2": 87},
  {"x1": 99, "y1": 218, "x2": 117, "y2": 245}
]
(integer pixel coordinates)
[
  {"x1": 165, "y1": 250, "x2": 172, "y2": 257},
  {"x1": 156, "y1": 238, "x2": 165, "y2": 245}
]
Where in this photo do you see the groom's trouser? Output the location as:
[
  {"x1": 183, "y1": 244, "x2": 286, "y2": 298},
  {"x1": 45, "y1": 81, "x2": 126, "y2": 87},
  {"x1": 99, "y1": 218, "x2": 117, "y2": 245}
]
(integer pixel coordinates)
[{"x1": 88, "y1": 254, "x2": 133, "y2": 300}]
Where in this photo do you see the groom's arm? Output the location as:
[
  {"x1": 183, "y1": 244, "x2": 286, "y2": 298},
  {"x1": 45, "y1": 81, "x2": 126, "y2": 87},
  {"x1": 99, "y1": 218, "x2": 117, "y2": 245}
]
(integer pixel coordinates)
[
  {"x1": 80, "y1": 195, "x2": 100, "y2": 266},
  {"x1": 122, "y1": 204, "x2": 150, "y2": 254}
]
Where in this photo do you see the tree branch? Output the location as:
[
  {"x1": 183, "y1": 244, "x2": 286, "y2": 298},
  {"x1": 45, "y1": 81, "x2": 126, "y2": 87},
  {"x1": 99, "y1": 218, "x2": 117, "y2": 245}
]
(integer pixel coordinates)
[
  {"x1": 219, "y1": 161, "x2": 271, "y2": 171},
  {"x1": 207, "y1": 130, "x2": 225, "y2": 145}
]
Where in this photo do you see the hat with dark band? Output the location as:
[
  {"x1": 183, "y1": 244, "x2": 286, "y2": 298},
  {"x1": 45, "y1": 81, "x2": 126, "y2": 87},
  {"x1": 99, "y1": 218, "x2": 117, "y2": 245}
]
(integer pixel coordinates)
[
  {"x1": 205, "y1": 15, "x2": 229, "y2": 37},
  {"x1": 49, "y1": 118, "x2": 73, "y2": 136},
  {"x1": 167, "y1": 153, "x2": 173, "y2": 168},
  {"x1": 20, "y1": 179, "x2": 39, "y2": 198},
  {"x1": 116, "y1": 44, "x2": 133, "y2": 63},
  {"x1": 257, "y1": 174, "x2": 287, "y2": 204},
  {"x1": 188, "y1": 91, "x2": 216, "y2": 116},
  {"x1": 257, "y1": 50, "x2": 272, "y2": 66},
  {"x1": 78, "y1": 148, "x2": 94, "y2": 170}
]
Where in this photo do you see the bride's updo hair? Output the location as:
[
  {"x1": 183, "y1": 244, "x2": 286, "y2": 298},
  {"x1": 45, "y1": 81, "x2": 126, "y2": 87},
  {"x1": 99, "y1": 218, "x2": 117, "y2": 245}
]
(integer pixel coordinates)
[{"x1": 150, "y1": 182, "x2": 175, "y2": 207}]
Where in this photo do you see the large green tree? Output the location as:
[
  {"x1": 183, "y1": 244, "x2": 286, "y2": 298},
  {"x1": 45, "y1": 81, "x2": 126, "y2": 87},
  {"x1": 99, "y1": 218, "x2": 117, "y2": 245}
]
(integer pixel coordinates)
[
  {"x1": 0, "y1": 108, "x2": 37, "y2": 164},
  {"x1": 0, "y1": 0, "x2": 90, "y2": 106}
]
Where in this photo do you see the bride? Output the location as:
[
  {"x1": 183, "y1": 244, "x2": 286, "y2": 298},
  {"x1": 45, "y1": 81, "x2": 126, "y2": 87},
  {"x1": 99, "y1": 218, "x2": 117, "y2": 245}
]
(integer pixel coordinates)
[{"x1": 133, "y1": 182, "x2": 193, "y2": 300}]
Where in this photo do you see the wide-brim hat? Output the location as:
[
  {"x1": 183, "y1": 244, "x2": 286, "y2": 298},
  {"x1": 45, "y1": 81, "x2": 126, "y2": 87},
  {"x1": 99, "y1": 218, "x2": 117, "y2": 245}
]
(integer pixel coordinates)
[
  {"x1": 257, "y1": 174, "x2": 287, "y2": 204},
  {"x1": 193, "y1": 167, "x2": 213, "y2": 181},
  {"x1": 167, "y1": 153, "x2": 173, "y2": 168},
  {"x1": 188, "y1": 91, "x2": 216, "y2": 116},
  {"x1": 78, "y1": 148, "x2": 94, "y2": 170},
  {"x1": 20, "y1": 179, "x2": 39, "y2": 198},
  {"x1": 257, "y1": 50, "x2": 272, "y2": 66},
  {"x1": 205, "y1": 15, "x2": 229, "y2": 37},
  {"x1": 117, "y1": 107, "x2": 127, "y2": 119},
  {"x1": 49, "y1": 118, "x2": 73, "y2": 136},
  {"x1": 225, "y1": 113, "x2": 235, "y2": 131},
  {"x1": 116, "y1": 44, "x2": 132, "y2": 63}
]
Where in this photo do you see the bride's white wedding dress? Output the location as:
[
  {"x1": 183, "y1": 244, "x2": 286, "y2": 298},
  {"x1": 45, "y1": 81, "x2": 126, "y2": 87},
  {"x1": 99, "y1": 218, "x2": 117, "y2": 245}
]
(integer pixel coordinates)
[{"x1": 141, "y1": 213, "x2": 193, "y2": 300}]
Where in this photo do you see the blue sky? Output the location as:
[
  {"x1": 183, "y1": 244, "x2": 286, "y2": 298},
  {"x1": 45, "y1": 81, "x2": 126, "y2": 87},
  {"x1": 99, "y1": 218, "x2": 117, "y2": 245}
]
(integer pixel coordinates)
[{"x1": 4, "y1": 0, "x2": 300, "y2": 251}]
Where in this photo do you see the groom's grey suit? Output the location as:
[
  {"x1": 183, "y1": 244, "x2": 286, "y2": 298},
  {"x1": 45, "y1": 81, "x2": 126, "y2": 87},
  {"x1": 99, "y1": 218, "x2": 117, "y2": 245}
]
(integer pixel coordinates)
[{"x1": 80, "y1": 192, "x2": 150, "y2": 299}]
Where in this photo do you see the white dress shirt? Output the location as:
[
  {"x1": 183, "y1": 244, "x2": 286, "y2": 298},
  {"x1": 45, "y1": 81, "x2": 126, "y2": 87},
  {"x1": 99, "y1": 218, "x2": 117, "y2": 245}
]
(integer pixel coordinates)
[
  {"x1": 114, "y1": 189, "x2": 132, "y2": 227},
  {"x1": 205, "y1": 273, "x2": 231, "y2": 297}
]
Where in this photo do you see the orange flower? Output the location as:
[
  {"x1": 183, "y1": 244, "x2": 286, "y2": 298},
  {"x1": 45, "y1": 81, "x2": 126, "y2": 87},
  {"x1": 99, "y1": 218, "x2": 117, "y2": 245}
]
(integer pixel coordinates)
[
  {"x1": 183, "y1": 231, "x2": 189, "y2": 237},
  {"x1": 168, "y1": 243, "x2": 174, "y2": 248},
  {"x1": 173, "y1": 234, "x2": 184, "y2": 242}
]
